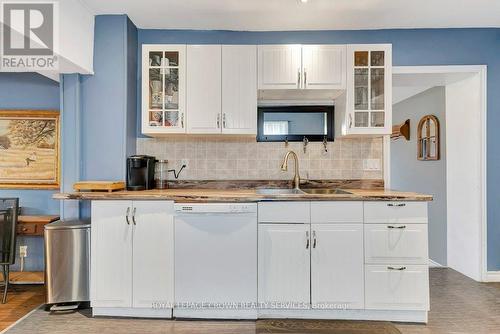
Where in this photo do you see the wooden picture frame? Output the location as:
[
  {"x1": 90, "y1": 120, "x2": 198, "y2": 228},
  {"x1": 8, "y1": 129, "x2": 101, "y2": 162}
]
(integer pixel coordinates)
[
  {"x1": 0, "y1": 110, "x2": 60, "y2": 189},
  {"x1": 417, "y1": 115, "x2": 440, "y2": 161}
]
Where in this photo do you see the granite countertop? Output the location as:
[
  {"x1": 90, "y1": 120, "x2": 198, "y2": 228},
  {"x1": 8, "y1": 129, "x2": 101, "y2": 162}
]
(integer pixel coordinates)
[{"x1": 53, "y1": 188, "x2": 432, "y2": 202}]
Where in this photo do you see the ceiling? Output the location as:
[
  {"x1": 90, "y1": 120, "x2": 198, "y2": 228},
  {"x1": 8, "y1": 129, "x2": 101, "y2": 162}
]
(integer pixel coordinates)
[{"x1": 81, "y1": 0, "x2": 500, "y2": 31}]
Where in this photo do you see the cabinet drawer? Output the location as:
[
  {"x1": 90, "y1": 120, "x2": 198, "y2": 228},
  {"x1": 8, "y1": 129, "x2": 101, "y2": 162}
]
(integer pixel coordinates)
[
  {"x1": 364, "y1": 202, "x2": 428, "y2": 224},
  {"x1": 17, "y1": 223, "x2": 38, "y2": 236},
  {"x1": 364, "y1": 224, "x2": 428, "y2": 264},
  {"x1": 365, "y1": 264, "x2": 429, "y2": 311},
  {"x1": 258, "y1": 202, "x2": 310, "y2": 223},
  {"x1": 311, "y1": 202, "x2": 363, "y2": 224}
]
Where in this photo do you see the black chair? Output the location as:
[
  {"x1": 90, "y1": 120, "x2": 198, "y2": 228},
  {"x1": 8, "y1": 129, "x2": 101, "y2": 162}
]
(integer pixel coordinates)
[{"x1": 0, "y1": 198, "x2": 18, "y2": 304}]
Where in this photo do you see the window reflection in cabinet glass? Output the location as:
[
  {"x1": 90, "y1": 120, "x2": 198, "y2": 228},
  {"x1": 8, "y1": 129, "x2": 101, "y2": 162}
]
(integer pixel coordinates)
[
  {"x1": 164, "y1": 69, "x2": 179, "y2": 109},
  {"x1": 354, "y1": 51, "x2": 369, "y2": 66},
  {"x1": 354, "y1": 68, "x2": 369, "y2": 110},
  {"x1": 370, "y1": 112, "x2": 385, "y2": 127},
  {"x1": 149, "y1": 68, "x2": 162, "y2": 109},
  {"x1": 354, "y1": 112, "x2": 369, "y2": 127},
  {"x1": 371, "y1": 68, "x2": 385, "y2": 110},
  {"x1": 164, "y1": 52, "x2": 179, "y2": 66},
  {"x1": 370, "y1": 51, "x2": 385, "y2": 66}
]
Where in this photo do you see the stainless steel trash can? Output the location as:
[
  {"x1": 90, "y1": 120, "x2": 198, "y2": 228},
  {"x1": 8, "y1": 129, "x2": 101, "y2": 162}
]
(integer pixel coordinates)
[{"x1": 44, "y1": 220, "x2": 90, "y2": 310}]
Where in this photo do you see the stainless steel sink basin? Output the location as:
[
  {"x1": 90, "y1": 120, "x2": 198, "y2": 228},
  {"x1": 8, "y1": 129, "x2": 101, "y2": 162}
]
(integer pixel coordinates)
[
  {"x1": 256, "y1": 188, "x2": 305, "y2": 195},
  {"x1": 301, "y1": 188, "x2": 352, "y2": 195}
]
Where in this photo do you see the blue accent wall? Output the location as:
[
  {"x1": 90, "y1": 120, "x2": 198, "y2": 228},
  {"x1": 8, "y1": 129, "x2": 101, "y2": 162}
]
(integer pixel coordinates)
[
  {"x1": 60, "y1": 15, "x2": 138, "y2": 219},
  {"x1": 137, "y1": 28, "x2": 500, "y2": 270},
  {"x1": 0, "y1": 72, "x2": 60, "y2": 271}
]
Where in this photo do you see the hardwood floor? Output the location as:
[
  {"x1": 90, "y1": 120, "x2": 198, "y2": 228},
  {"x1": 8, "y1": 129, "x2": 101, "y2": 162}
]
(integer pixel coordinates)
[
  {"x1": 0, "y1": 285, "x2": 44, "y2": 331},
  {"x1": 3, "y1": 269, "x2": 500, "y2": 333}
]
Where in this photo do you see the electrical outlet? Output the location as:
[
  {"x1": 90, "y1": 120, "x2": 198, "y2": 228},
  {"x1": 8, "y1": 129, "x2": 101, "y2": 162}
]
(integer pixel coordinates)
[
  {"x1": 19, "y1": 245, "x2": 27, "y2": 258},
  {"x1": 363, "y1": 159, "x2": 381, "y2": 171},
  {"x1": 181, "y1": 159, "x2": 189, "y2": 169}
]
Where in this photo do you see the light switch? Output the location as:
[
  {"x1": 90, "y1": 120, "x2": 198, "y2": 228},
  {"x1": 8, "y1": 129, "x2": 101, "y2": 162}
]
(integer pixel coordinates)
[{"x1": 363, "y1": 159, "x2": 381, "y2": 171}]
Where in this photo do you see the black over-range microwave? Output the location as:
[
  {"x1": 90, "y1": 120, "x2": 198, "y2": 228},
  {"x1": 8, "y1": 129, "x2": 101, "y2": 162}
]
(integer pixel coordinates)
[{"x1": 256, "y1": 105, "x2": 334, "y2": 142}]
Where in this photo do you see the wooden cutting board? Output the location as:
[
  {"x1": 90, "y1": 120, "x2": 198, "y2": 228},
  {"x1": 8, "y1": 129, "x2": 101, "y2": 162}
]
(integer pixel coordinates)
[{"x1": 74, "y1": 181, "x2": 125, "y2": 192}]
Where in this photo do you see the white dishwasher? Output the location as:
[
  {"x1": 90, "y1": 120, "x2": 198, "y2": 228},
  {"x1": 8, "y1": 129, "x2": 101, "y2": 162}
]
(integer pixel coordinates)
[{"x1": 174, "y1": 203, "x2": 257, "y2": 319}]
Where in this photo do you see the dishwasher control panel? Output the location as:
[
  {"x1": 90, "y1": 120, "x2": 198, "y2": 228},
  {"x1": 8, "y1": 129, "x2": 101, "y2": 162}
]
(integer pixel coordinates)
[{"x1": 175, "y1": 203, "x2": 257, "y2": 214}]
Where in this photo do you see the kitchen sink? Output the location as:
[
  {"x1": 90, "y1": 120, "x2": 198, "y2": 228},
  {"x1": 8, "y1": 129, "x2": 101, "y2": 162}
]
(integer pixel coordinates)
[
  {"x1": 256, "y1": 188, "x2": 305, "y2": 195},
  {"x1": 301, "y1": 188, "x2": 352, "y2": 195}
]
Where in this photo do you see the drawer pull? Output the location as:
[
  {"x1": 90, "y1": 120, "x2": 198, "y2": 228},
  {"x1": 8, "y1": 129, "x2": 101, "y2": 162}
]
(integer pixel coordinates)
[
  {"x1": 387, "y1": 266, "x2": 407, "y2": 271},
  {"x1": 387, "y1": 203, "x2": 406, "y2": 207},
  {"x1": 387, "y1": 225, "x2": 406, "y2": 229}
]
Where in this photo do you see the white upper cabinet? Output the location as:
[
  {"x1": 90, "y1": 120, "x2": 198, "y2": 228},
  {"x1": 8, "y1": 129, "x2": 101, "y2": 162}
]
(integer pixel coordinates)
[
  {"x1": 258, "y1": 45, "x2": 302, "y2": 89},
  {"x1": 339, "y1": 44, "x2": 392, "y2": 136},
  {"x1": 302, "y1": 45, "x2": 346, "y2": 90},
  {"x1": 258, "y1": 45, "x2": 346, "y2": 90},
  {"x1": 221, "y1": 45, "x2": 257, "y2": 134},
  {"x1": 142, "y1": 45, "x2": 186, "y2": 135},
  {"x1": 187, "y1": 45, "x2": 222, "y2": 134}
]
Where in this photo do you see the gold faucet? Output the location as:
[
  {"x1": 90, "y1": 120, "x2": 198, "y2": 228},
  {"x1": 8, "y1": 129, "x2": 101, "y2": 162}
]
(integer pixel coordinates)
[{"x1": 281, "y1": 151, "x2": 301, "y2": 190}]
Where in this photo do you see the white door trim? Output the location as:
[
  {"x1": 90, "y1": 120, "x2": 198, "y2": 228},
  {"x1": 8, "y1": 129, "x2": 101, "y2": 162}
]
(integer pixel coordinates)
[{"x1": 387, "y1": 65, "x2": 488, "y2": 281}]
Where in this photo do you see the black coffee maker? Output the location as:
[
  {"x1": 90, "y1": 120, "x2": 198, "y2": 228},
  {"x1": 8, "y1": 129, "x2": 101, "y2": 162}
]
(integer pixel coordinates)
[{"x1": 126, "y1": 155, "x2": 156, "y2": 191}]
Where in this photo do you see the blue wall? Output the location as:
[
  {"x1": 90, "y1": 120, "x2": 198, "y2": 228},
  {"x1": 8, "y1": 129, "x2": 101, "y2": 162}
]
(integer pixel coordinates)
[
  {"x1": 0, "y1": 72, "x2": 60, "y2": 271},
  {"x1": 61, "y1": 15, "x2": 138, "y2": 219},
  {"x1": 137, "y1": 28, "x2": 500, "y2": 270},
  {"x1": 392, "y1": 87, "x2": 447, "y2": 265}
]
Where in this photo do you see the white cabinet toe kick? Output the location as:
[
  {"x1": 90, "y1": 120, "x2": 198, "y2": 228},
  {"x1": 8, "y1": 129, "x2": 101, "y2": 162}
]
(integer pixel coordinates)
[{"x1": 90, "y1": 200, "x2": 429, "y2": 323}]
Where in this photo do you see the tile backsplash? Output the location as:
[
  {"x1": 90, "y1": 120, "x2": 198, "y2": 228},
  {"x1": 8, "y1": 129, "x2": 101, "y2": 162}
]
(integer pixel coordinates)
[{"x1": 136, "y1": 137, "x2": 384, "y2": 180}]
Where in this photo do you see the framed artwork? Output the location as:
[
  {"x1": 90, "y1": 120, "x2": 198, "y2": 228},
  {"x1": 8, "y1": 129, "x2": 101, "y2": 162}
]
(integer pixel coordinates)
[{"x1": 0, "y1": 110, "x2": 60, "y2": 189}]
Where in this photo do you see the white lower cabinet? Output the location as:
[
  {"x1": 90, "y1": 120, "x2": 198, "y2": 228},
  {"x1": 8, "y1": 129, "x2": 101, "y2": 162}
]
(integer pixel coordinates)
[
  {"x1": 365, "y1": 264, "x2": 429, "y2": 311},
  {"x1": 91, "y1": 201, "x2": 133, "y2": 308},
  {"x1": 311, "y1": 224, "x2": 364, "y2": 309},
  {"x1": 132, "y1": 201, "x2": 174, "y2": 308},
  {"x1": 364, "y1": 223, "x2": 428, "y2": 264},
  {"x1": 91, "y1": 201, "x2": 174, "y2": 316},
  {"x1": 258, "y1": 224, "x2": 311, "y2": 307}
]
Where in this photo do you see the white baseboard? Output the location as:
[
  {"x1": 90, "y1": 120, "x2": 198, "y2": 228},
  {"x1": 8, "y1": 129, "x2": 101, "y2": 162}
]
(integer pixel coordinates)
[
  {"x1": 482, "y1": 271, "x2": 500, "y2": 282},
  {"x1": 174, "y1": 309, "x2": 257, "y2": 319},
  {"x1": 258, "y1": 309, "x2": 428, "y2": 324},
  {"x1": 92, "y1": 307, "x2": 172, "y2": 318},
  {"x1": 429, "y1": 259, "x2": 445, "y2": 268}
]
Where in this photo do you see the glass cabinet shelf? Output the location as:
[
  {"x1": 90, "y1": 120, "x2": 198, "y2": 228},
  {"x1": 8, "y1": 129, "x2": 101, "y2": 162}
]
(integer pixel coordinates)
[
  {"x1": 351, "y1": 48, "x2": 387, "y2": 129},
  {"x1": 143, "y1": 45, "x2": 186, "y2": 134}
]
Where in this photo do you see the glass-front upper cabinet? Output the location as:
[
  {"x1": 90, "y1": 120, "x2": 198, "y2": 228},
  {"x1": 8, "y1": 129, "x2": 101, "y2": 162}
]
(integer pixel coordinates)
[
  {"x1": 142, "y1": 45, "x2": 186, "y2": 135},
  {"x1": 345, "y1": 44, "x2": 392, "y2": 136}
]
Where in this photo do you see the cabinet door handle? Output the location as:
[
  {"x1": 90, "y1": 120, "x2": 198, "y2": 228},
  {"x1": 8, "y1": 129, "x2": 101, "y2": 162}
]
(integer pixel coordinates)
[
  {"x1": 387, "y1": 225, "x2": 406, "y2": 229},
  {"x1": 125, "y1": 207, "x2": 130, "y2": 225},
  {"x1": 222, "y1": 113, "x2": 227, "y2": 128},
  {"x1": 312, "y1": 230, "x2": 316, "y2": 248},
  {"x1": 304, "y1": 69, "x2": 307, "y2": 87},
  {"x1": 181, "y1": 113, "x2": 184, "y2": 128},
  {"x1": 297, "y1": 68, "x2": 301, "y2": 89},
  {"x1": 305, "y1": 231, "x2": 310, "y2": 249},
  {"x1": 217, "y1": 114, "x2": 220, "y2": 128},
  {"x1": 132, "y1": 207, "x2": 137, "y2": 225},
  {"x1": 387, "y1": 203, "x2": 406, "y2": 207},
  {"x1": 349, "y1": 114, "x2": 353, "y2": 128},
  {"x1": 387, "y1": 266, "x2": 407, "y2": 271}
]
